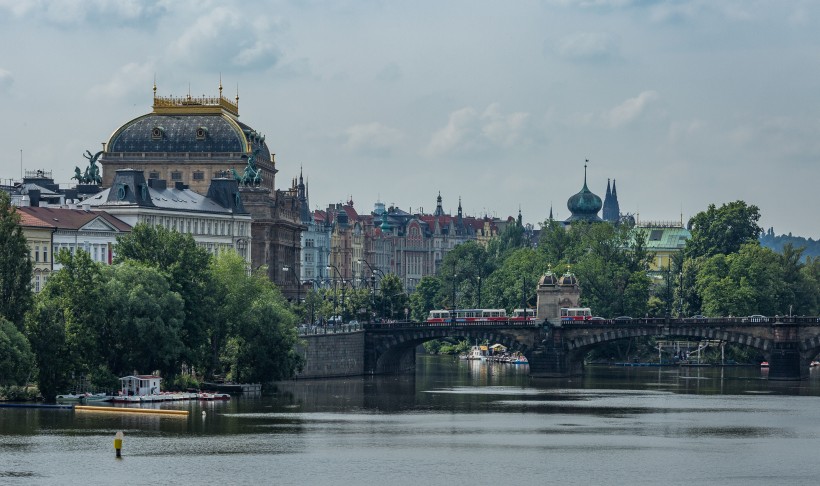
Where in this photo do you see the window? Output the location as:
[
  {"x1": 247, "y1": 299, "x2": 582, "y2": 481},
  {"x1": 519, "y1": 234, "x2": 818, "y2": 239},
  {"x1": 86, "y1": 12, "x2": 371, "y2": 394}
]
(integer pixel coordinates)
[
  {"x1": 35, "y1": 245, "x2": 40, "y2": 262},
  {"x1": 171, "y1": 172, "x2": 182, "y2": 181},
  {"x1": 649, "y1": 230, "x2": 663, "y2": 241},
  {"x1": 151, "y1": 127, "x2": 164, "y2": 140},
  {"x1": 149, "y1": 171, "x2": 159, "y2": 179},
  {"x1": 196, "y1": 127, "x2": 208, "y2": 140},
  {"x1": 43, "y1": 247, "x2": 48, "y2": 263},
  {"x1": 193, "y1": 171, "x2": 204, "y2": 181}
]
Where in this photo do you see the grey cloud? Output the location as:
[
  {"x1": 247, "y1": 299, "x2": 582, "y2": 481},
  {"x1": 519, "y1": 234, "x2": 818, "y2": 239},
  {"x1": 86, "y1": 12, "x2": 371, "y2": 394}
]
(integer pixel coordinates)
[
  {"x1": 0, "y1": 68, "x2": 12, "y2": 92},
  {"x1": 555, "y1": 32, "x2": 620, "y2": 62},
  {"x1": 0, "y1": 0, "x2": 166, "y2": 28},
  {"x1": 167, "y1": 7, "x2": 282, "y2": 72}
]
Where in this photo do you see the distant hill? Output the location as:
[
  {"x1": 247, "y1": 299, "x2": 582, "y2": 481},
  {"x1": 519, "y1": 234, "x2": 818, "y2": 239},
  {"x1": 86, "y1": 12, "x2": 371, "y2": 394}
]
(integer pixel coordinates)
[{"x1": 760, "y1": 228, "x2": 820, "y2": 261}]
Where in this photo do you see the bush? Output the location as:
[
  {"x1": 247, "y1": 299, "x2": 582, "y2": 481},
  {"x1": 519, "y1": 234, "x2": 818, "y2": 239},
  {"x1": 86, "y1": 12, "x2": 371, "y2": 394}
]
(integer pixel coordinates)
[{"x1": 0, "y1": 385, "x2": 39, "y2": 402}]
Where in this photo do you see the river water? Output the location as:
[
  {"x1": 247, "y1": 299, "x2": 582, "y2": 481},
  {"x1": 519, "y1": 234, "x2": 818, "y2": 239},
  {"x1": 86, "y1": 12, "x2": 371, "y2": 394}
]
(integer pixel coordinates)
[{"x1": 3, "y1": 356, "x2": 820, "y2": 485}]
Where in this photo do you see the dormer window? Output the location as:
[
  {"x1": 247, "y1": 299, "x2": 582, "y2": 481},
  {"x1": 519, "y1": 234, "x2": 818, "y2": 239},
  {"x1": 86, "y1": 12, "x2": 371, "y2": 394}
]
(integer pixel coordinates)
[
  {"x1": 196, "y1": 126, "x2": 208, "y2": 140},
  {"x1": 151, "y1": 126, "x2": 165, "y2": 140}
]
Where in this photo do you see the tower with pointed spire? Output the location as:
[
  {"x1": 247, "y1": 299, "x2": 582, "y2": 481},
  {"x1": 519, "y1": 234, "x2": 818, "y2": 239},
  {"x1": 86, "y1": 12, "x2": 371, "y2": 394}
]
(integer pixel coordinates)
[{"x1": 602, "y1": 178, "x2": 621, "y2": 222}]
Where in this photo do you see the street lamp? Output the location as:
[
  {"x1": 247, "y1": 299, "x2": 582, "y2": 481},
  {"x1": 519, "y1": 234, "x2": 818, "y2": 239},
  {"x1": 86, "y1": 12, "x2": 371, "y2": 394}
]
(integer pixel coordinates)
[
  {"x1": 327, "y1": 264, "x2": 343, "y2": 322},
  {"x1": 282, "y1": 265, "x2": 301, "y2": 302},
  {"x1": 477, "y1": 275, "x2": 482, "y2": 309},
  {"x1": 359, "y1": 259, "x2": 386, "y2": 321}
]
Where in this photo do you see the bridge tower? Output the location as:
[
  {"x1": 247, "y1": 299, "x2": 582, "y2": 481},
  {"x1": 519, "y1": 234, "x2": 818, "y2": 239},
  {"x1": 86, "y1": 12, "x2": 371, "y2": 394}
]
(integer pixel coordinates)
[{"x1": 535, "y1": 267, "x2": 581, "y2": 321}]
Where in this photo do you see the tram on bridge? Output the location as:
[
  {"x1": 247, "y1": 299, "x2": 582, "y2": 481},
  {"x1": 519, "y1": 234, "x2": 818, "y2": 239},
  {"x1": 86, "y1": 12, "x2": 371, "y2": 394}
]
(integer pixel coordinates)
[{"x1": 425, "y1": 308, "x2": 537, "y2": 323}]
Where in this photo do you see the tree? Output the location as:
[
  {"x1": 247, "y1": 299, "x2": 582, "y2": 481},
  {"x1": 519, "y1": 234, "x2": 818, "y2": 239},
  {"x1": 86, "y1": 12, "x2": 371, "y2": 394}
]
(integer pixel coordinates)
[
  {"x1": 0, "y1": 317, "x2": 34, "y2": 386},
  {"x1": 481, "y1": 248, "x2": 544, "y2": 311},
  {"x1": 115, "y1": 223, "x2": 214, "y2": 369},
  {"x1": 377, "y1": 273, "x2": 408, "y2": 320},
  {"x1": 99, "y1": 261, "x2": 185, "y2": 377},
  {"x1": 685, "y1": 200, "x2": 762, "y2": 259},
  {"x1": 409, "y1": 276, "x2": 443, "y2": 321},
  {"x1": 216, "y1": 263, "x2": 303, "y2": 382},
  {"x1": 25, "y1": 297, "x2": 70, "y2": 401},
  {"x1": 0, "y1": 191, "x2": 33, "y2": 330}
]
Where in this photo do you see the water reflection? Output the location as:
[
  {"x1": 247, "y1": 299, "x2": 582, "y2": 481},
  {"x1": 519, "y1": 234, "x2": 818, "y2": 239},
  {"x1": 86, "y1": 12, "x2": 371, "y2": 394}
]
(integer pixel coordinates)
[{"x1": 3, "y1": 356, "x2": 820, "y2": 485}]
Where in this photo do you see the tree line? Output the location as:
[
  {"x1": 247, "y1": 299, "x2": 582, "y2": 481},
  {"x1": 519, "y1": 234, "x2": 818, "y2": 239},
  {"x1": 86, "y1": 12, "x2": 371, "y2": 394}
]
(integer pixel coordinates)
[
  {"x1": 0, "y1": 192, "x2": 302, "y2": 400},
  {"x1": 2, "y1": 189, "x2": 819, "y2": 397}
]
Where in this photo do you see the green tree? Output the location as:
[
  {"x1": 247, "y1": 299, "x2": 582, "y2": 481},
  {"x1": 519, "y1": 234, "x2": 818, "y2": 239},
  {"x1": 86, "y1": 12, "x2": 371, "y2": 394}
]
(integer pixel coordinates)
[
  {"x1": 0, "y1": 317, "x2": 35, "y2": 386},
  {"x1": 409, "y1": 276, "x2": 443, "y2": 321},
  {"x1": 115, "y1": 223, "x2": 214, "y2": 369},
  {"x1": 0, "y1": 191, "x2": 33, "y2": 330},
  {"x1": 481, "y1": 247, "x2": 544, "y2": 311},
  {"x1": 697, "y1": 243, "x2": 783, "y2": 316},
  {"x1": 100, "y1": 261, "x2": 185, "y2": 377},
  {"x1": 218, "y1": 268, "x2": 302, "y2": 382},
  {"x1": 685, "y1": 200, "x2": 762, "y2": 259},
  {"x1": 377, "y1": 273, "x2": 409, "y2": 320},
  {"x1": 25, "y1": 297, "x2": 70, "y2": 401}
]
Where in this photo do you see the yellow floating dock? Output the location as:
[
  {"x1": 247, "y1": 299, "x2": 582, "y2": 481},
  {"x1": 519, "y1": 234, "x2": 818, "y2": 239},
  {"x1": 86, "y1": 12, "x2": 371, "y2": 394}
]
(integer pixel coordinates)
[{"x1": 75, "y1": 405, "x2": 189, "y2": 416}]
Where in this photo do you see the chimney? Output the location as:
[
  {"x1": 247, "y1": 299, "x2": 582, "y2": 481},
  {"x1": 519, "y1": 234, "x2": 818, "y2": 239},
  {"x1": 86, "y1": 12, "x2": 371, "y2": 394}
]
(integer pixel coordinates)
[{"x1": 28, "y1": 189, "x2": 40, "y2": 207}]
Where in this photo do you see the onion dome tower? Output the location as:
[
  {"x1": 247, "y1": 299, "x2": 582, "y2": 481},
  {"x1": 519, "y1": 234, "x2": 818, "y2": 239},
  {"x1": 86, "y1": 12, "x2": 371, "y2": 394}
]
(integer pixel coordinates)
[{"x1": 565, "y1": 160, "x2": 602, "y2": 223}]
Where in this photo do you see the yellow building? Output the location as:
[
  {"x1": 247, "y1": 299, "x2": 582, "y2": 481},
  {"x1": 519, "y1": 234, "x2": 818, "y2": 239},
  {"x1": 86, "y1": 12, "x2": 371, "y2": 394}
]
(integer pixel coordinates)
[{"x1": 17, "y1": 210, "x2": 54, "y2": 292}]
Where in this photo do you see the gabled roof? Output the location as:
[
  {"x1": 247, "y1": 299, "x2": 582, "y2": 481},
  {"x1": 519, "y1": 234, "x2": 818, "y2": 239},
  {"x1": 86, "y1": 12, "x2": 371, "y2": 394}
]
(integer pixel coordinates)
[{"x1": 16, "y1": 206, "x2": 131, "y2": 232}]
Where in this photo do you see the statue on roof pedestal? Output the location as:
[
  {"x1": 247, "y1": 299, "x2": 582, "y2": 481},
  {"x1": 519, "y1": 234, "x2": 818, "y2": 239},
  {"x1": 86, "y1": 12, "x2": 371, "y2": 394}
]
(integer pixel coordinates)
[{"x1": 75, "y1": 150, "x2": 103, "y2": 185}]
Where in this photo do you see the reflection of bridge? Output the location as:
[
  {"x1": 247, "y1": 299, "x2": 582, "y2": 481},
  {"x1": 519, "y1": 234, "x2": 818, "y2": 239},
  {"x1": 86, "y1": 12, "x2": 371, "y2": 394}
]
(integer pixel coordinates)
[{"x1": 362, "y1": 316, "x2": 820, "y2": 380}]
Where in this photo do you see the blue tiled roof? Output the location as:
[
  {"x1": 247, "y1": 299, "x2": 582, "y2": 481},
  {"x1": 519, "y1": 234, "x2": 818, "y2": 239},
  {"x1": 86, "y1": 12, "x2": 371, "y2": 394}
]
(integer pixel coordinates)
[{"x1": 107, "y1": 114, "x2": 271, "y2": 162}]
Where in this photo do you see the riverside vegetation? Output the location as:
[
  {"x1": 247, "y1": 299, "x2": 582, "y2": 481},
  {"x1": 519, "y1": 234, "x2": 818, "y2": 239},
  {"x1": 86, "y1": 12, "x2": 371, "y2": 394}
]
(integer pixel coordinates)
[{"x1": 1, "y1": 190, "x2": 818, "y2": 400}]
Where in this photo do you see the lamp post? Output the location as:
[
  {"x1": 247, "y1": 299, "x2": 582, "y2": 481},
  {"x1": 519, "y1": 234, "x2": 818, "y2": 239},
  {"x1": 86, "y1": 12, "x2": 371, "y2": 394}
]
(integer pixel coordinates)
[
  {"x1": 452, "y1": 260, "x2": 457, "y2": 321},
  {"x1": 679, "y1": 271, "x2": 684, "y2": 317},
  {"x1": 327, "y1": 264, "x2": 343, "y2": 322},
  {"x1": 359, "y1": 259, "x2": 385, "y2": 321},
  {"x1": 282, "y1": 265, "x2": 301, "y2": 302},
  {"x1": 477, "y1": 275, "x2": 482, "y2": 309}
]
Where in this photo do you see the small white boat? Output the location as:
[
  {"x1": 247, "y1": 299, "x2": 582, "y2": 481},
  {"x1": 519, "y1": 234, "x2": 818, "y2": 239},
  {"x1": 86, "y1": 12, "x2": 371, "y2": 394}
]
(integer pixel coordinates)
[{"x1": 466, "y1": 346, "x2": 484, "y2": 360}]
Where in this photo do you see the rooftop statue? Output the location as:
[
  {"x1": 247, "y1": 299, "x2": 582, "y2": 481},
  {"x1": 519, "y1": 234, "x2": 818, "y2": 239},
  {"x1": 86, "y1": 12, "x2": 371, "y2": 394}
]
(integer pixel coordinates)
[
  {"x1": 231, "y1": 148, "x2": 263, "y2": 186},
  {"x1": 73, "y1": 150, "x2": 103, "y2": 185}
]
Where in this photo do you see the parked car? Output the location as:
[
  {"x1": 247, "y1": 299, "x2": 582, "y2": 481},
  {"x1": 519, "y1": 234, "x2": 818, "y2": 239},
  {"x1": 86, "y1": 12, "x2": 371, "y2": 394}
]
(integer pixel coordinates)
[
  {"x1": 691, "y1": 315, "x2": 707, "y2": 319},
  {"x1": 614, "y1": 316, "x2": 633, "y2": 321},
  {"x1": 590, "y1": 316, "x2": 606, "y2": 321},
  {"x1": 744, "y1": 314, "x2": 767, "y2": 323}
]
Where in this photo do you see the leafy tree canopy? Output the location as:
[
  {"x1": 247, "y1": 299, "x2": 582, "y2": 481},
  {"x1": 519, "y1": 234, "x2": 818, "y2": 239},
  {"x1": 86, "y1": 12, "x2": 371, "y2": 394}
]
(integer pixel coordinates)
[
  {"x1": 0, "y1": 191, "x2": 33, "y2": 330},
  {"x1": 685, "y1": 200, "x2": 762, "y2": 259}
]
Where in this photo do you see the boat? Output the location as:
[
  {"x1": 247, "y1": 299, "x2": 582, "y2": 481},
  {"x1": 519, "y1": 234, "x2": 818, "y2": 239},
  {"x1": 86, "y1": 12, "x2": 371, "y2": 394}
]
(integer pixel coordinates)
[
  {"x1": 81, "y1": 393, "x2": 114, "y2": 403},
  {"x1": 465, "y1": 346, "x2": 484, "y2": 360},
  {"x1": 811, "y1": 361, "x2": 820, "y2": 367},
  {"x1": 55, "y1": 394, "x2": 85, "y2": 403},
  {"x1": 198, "y1": 392, "x2": 231, "y2": 401}
]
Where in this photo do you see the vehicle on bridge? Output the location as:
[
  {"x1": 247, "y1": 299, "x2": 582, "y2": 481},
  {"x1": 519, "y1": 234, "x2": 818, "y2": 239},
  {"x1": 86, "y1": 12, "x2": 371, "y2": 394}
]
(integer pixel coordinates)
[
  {"x1": 560, "y1": 307, "x2": 592, "y2": 321},
  {"x1": 426, "y1": 308, "x2": 509, "y2": 323},
  {"x1": 511, "y1": 308, "x2": 537, "y2": 322}
]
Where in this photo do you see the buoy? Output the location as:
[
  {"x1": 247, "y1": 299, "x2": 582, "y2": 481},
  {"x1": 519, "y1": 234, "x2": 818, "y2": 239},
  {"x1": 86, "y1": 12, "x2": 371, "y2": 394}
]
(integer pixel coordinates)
[{"x1": 114, "y1": 431, "x2": 124, "y2": 458}]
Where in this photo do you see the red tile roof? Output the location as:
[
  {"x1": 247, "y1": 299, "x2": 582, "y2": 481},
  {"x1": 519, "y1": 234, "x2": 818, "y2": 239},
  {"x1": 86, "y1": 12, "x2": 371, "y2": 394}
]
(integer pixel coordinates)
[{"x1": 16, "y1": 207, "x2": 131, "y2": 232}]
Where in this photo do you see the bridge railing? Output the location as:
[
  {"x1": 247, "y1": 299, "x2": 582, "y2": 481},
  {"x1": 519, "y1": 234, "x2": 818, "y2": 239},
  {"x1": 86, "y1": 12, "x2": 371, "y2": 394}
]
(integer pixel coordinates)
[
  {"x1": 297, "y1": 323, "x2": 363, "y2": 335},
  {"x1": 363, "y1": 319, "x2": 540, "y2": 330},
  {"x1": 557, "y1": 316, "x2": 820, "y2": 326}
]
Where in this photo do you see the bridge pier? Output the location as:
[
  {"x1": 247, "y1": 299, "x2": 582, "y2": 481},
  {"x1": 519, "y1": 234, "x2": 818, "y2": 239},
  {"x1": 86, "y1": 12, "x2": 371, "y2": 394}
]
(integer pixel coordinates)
[
  {"x1": 528, "y1": 326, "x2": 583, "y2": 378},
  {"x1": 767, "y1": 342, "x2": 809, "y2": 380}
]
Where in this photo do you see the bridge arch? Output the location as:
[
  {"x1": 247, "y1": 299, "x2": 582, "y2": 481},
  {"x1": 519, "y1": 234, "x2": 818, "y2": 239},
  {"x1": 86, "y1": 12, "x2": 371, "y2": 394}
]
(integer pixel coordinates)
[
  {"x1": 563, "y1": 326, "x2": 774, "y2": 355},
  {"x1": 365, "y1": 326, "x2": 540, "y2": 375}
]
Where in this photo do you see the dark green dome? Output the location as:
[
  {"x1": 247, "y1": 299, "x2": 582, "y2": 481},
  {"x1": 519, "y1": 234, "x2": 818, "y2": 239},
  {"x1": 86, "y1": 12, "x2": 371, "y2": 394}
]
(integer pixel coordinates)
[{"x1": 566, "y1": 170, "x2": 602, "y2": 222}]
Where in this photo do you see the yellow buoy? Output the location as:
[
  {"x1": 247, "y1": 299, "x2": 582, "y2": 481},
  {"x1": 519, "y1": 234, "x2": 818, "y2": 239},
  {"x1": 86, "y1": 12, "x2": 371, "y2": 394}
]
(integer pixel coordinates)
[{"x1": 114, "y1": 431, "x2": 123, "y2": 458}]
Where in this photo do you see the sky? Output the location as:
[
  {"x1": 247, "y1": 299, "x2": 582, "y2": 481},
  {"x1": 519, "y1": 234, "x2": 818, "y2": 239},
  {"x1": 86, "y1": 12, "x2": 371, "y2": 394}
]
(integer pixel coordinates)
[{"x1": 0, "y1": 0, "x2": 818, "y2": 237}]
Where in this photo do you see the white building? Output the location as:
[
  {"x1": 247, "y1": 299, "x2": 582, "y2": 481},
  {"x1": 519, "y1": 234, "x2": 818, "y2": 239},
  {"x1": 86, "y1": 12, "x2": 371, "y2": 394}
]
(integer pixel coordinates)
[{"x1": 83, "y1": 169, "x2": 252, "y2": 263}]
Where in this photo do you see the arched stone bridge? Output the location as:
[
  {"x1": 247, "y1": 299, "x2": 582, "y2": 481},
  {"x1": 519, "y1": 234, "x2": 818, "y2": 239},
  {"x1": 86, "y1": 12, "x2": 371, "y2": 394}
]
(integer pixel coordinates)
[{"x1": 363, "y1": 316, "x2": 820, "y2": 380}]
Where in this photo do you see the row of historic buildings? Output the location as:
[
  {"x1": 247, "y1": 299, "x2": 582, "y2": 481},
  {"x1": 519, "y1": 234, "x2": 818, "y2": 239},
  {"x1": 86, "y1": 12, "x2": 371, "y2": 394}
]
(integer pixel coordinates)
[{"x1": 3, "y1": 83, "x2": 688, "y2": 298}]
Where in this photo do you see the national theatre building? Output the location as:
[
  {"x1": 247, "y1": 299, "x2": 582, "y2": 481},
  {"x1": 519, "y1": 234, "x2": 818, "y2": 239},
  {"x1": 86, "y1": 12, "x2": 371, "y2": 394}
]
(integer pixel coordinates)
[{"x1": 97, "y1": 82, "x2": 304, "y2": 299}]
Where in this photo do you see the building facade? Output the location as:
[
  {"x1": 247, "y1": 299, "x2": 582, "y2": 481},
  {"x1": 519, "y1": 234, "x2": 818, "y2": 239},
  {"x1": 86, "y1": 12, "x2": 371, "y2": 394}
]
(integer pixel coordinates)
[{"x1": 97, "y1": 83, "x2": 304, "y2": 298}]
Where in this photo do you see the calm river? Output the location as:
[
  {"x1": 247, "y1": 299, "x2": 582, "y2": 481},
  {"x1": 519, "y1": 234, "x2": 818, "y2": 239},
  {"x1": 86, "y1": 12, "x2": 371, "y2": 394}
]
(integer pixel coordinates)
[{"x1": 3, "y1": 356, "x2": 820, "y2": 485}]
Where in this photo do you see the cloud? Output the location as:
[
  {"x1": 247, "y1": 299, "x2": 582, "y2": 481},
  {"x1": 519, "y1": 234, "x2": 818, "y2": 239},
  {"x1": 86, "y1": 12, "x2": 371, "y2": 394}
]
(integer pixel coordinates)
[
  {"x1": 556, "y1": 32, "x2": 619, "y2": 62},
  {"x1": 342, "y1": 122, "x2": 404, "y2": 157},
  {"x1": 0, "y1": 0, "x2": 166, "y2": 27},
  {"x1": 0, "y1": 68, "x2": 12, "y2": 92},
  {"x1": 376, "y1": 63, "x2": 402, "y2": 83},
  {"x1": 167, "y1": 7, "x2": 282, "y2": 71},
  {"x1": 728, "y1": 116, "x2": 820, "y2": 161},
  {"x1": 425, "y1": 104, "x2": 531, "y2": 157},
  {"x1": 90, "y1": 61, "x2": 154, "y2": 99},
  {"x1": 603, "y1": 91, "x2": 659, "y2": 128}
]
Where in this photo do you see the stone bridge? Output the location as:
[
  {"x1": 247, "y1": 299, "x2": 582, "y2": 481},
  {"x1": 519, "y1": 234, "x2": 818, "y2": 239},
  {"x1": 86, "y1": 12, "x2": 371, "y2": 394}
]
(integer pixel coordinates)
[{"x1": 362, "y1": 316, "x2": 820, "y2": 380}]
